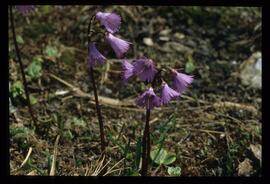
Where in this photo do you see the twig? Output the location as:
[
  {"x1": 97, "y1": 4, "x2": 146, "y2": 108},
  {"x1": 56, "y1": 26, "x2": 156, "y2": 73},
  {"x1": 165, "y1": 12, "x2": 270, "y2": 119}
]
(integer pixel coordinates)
[
  {"x1": 103, "y1": 167, "x2": 129, "y2": 176},
  {"x1": 11, "y1": 146, "x2": 33, "y2": 174},
  {"x1": 50, "y1": 135, "x2": 60, "y2": 176},
  {"x1": 188, "y1": 128, "x2": 224, "y2": 134},
  {"x1": 96, "y1": 157, "x2": 111, "y2": 176},
  {"x1": 47, "y1": 72, "x2": 186, "y2": 113},
  {"x1": 103, "y1": 158, "x2": 125, "y2": 176},
  {"x1": 47, "y1": 72, "x2": 134, "y2": 107},
  {"x1": 151, "y1": 164, "x2": 162, "y2": 176},
  {"x1": 213, "y1": 101, "x2": 257, "y2": 115},
  {"x1": 48, "y1": 72, "x2": 258, "y2": 117},
  {"x1": 92, "y1": 155, "x2": 107, "y2": 176}
]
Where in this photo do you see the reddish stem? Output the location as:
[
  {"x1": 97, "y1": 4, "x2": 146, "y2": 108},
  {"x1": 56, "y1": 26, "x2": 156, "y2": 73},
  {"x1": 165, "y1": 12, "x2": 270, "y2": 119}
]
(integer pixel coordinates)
[
  {"x1": 87, "y1": 13, "x2": 106, "y2": 154},
  {"x1": 9, "y1": 6, "x2": 37, "y2": 125},
  {"x1": 141, "y1": 109, "x2": 150, "y2": 176}
]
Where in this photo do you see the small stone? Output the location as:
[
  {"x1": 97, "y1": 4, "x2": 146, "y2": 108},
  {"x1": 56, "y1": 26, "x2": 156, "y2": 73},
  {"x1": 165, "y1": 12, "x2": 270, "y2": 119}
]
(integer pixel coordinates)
[
  {"x1": 143, "y1": 37, "x2": 154, "y2": 46},
  {"x1": 220, "y1": 133, "x2": 226, "y2": 139},
  {"x1": 159, "y1": 29, "x2": 171, "y2": 36},
  {"x1": 159, "y1": 36, "x2": 170, "y2": 41},
  {"x1": 239, "y1": 52, "x2": 261, "y2": 89},
  {"x1": 173, "y1": 32, "x2": 185, "y2": 40}
]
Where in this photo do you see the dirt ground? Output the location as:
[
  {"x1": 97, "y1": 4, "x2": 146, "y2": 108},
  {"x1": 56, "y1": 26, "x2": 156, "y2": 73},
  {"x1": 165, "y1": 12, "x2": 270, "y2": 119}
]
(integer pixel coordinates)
[{"x1": 9, "y1": 6, "x2": 261, "y2": 176}]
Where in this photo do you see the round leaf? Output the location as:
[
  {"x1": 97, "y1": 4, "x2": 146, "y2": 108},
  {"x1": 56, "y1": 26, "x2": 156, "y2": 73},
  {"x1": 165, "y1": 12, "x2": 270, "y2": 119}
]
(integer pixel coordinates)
[
  {"x1": 167, "y1": 166, "x2": 181, "y2": 176},
  {"x1": 150, "y1": 148, "x2": 176, "y2": 165},
  {"x1": 150, "y1": 148, "x2": 168, "y2": 165},
  {"x1": 163, "y1": 152, "x2": 176, "y2": 165}
]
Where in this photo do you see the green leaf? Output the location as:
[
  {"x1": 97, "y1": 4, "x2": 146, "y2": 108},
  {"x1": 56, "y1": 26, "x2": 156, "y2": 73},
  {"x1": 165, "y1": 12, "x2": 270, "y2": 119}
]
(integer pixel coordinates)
[
  {"x1": 44, "y1": 45, "x2": 60, "y2": 60},
  {"x1": 135, "y1": 138, "x2": 142, "y2": 170},
  {"x1": 16, "y1": 35, "x2": 24, "y2": 44},
  {"x1": 150, "y1": 148, "x2": 167, "y2": 165},
  {"x1": 67, "y1": 130, "x2": 74, "y2": 140},
  {"x1": 185, "y1": 60, "x2": 195, "y2": 73},
  {"x1": 10, "y1": 126, "x2": 30, "y2": 136},
  {"x1": 41, "y1": 5, "x2": 52, "y2": 14},
  {"x1": 108, "y1": 133, "x2": 126, "y2": 154},
  {"x1": 73, "y1": 117, "x2": 86, "y2": 128},
  {"x1": 11, "y1": 81, "x2": 25, "y2": 98},
  {"x1": 25, "y1": 60, "x2": 42, "y2": 80},
  {"x1": 185, "y1": 54, "x2": 196, "y2": 73},
  {"x1": 163, "y1": 152, "x2": 176, "y2": 165},
  {"x1": 167, "y1": 166, "x2": 181, "y2": 176},
  {"x1": 150, "y1": 148, "x2": 177, "y2": 166},
  {"x1": 33, "y1": 55, "x2": 44, "y2": 63},
  {"x1": 30, "y1": 95, "x2": 38, "y2": 105},
  {"x1": 130, "y1": 170, "x2": 140, "y2": 176}
]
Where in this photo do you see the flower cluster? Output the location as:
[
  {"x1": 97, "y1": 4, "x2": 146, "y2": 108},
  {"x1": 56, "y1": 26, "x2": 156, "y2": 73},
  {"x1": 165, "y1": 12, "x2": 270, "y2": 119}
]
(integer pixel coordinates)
[
  {"x1": 122, "y1": 58, "x2": 157, "y2": 83},
  {"x1": 122, "y1": 57, "x2": 193, "y2": 110},
  {"x1": 88, "y1": 12, "x2": 131, "y2": 67},
  {"x1": 15, "y1": 5, "x2": 35, "y2": 14}
]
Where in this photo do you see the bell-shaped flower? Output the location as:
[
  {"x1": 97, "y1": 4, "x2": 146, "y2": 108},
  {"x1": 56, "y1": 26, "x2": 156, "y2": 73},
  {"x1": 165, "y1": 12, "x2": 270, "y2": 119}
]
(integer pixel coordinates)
[
  {"x1": 96, "y1": 12, "x2": 121, "y2": 33},
  {"x1": 136, "y1": 87, "x2": 160, "y2": 110},
  {"x1": 160, "y1": 82, "x2": 180, "y2": 105},
  {"x1": 172, "y1": 69, "x2": 193, "y2": 93},
  {"x1": 133, "y1": 58, "x2": 157, "y2": 83},
  {"x1": 106, "y1": 33, "x2": 131, "y2": 58},
  {"x1": 88, "y1": 42, "x2": 106, "y2": 67},
  {"x1": 122, "y1": 59, "x2": 134, "y2": 82}
]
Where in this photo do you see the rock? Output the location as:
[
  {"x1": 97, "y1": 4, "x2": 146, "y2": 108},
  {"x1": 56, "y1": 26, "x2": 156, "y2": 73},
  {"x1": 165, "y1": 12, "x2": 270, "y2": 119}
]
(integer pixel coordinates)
[
  {"x1": 162, "y1": 42, "x2": 194, "y2": 54},
  {"x1": 159, "y1": 29, "x2": 171, "y2": 36},
  {"x1": 143, "y1": 37, "x2": 154, "y2": 46},
  {"x1": 159, "y1": 36, "x2": 170, "y2": 41},
  {"x1": 173, "y1": 32, "x2": 185, "y2": 40},
  {"x1": 239, "y1": 52, "x2": 261, "y2": 89},
  {"x1": 237, "y1": 158, "x2": 253, "y2": 176},
  {"x1": 99, "y1": 86, "x2": 112, "y2": 95}
]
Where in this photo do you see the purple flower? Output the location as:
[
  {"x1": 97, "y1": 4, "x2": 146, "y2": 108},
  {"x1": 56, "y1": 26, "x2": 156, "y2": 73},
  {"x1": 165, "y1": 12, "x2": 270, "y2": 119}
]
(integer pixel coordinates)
[
  {"x1": 133, "y1": 58, "x2": 157, "y2": 83},
  {"x1": 160, "y1": 82, "x2": 180, "y2": 105},
  {"x1": 136, "y1": 87, "x2": 160, "y2": 110},
  {"x1": 88, "y1": 42, "x2": 106, "y2": 67},
  {"x1": 122, "y1": 59, "x2": 134, "y2": 82},
  {"x1": 106, "y1": 33, "x2": 131, "y2": 58},
  {"x1": 172, "y1": 69, "x2": 193, "y2": 93},
  {"x1": 15, "y1": 5, "x2": 35, "y2": 14},
  {"x1": 96, "y1": 12, "x2": 121, "y2": 33}
]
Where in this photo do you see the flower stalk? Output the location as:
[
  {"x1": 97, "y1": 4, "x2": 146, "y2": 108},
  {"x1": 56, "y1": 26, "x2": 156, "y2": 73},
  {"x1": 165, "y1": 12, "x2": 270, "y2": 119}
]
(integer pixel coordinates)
[
  {"x1": 141, "y1": 108, "x2": 151, "y2": 176},
  {"x1": 87, "y1": 14, "x2": 106, "y2": 154},
  {"x1": 9, "y1": 6, "x2": 37, "y2": 126}
]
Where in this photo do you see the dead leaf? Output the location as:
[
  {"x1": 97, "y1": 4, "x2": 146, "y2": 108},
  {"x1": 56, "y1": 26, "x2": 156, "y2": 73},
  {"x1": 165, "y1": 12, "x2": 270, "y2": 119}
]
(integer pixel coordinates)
[
  {"x1": 249, "y1": 144, "x2": 261, "y2": 164},
  {"x1": 27, "y1": 170, "x2": 38, "y2": 176},
  {"x1": 237, "y1": 158, "x2": 253, "y2": 176}
]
